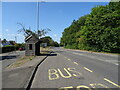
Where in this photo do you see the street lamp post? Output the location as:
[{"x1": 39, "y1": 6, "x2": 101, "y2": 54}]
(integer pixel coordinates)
[{"x1": 37, "y1": 0, "x2": 39, "y2": 32}]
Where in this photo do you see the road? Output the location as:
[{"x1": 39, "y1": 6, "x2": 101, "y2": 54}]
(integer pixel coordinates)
[{"x1": 31, "y1": 47, "x2": 119, "y2": 89}]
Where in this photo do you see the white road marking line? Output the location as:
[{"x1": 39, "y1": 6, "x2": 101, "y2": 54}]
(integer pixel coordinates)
[
  {"x1": 55, "y1": 52, "x2": 71, "y2": 61},
  {"x1": 73, "y1": 62, "x2": 79, "y2": 65},
  {"x1": 84, "y1": 67, "x2": 93, "y2": 72},
  {"x1": 104, "y1": 78, "x2": 120, "y2": 88},
  {"x1": 72, "y1": 52, "x2": 118, "y2": 66}
]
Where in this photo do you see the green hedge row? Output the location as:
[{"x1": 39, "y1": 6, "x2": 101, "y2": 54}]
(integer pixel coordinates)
[
  {"x1": 0, "y1": 45, "x2": 20, "y2": 54},
  {"x1": 0, "y1": 45, "x2": 15, "y2": 53}
]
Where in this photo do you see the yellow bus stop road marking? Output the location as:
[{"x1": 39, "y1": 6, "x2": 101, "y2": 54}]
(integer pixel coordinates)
[
  {"x1": 59, "y1": 86, "x2": 73, "y2": 89},
  {"x1": 84, "y1": 67, "x2": 93, "y2": 72},
  {"x1": 104, "y1": 78, "x2": 120, "y2": 88}
]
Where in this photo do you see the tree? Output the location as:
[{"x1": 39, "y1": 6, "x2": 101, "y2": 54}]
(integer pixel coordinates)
[
  {"x1": 17, "y1": 23, "x2": 51, "y2": 39},
  {"x1": 2, "y1": 39, "x2": 7, "y2": 43},
  {"x1": 53, "y1": 41, "x2": 59, "y2": 47},
  {"x1": 60, "y1": 1, "x2": 120, "y2": 53},
  {"x1": 40, "y1": 36, "x2": 54, "y2": 46},
  {"x1": 81, "y1": 3, "x2": 120, "y2": 52},
  {"x1": 60, "y1": 15, "x2": 89, "y2": 49},
  {"x1": 9, "y1": 40, "x2": 16, "y2": 45},
  {"x1": 41, "y1": 36, "x2": 59, "y2": 47}
]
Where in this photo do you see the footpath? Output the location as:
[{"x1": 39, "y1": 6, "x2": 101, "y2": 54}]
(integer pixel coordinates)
[{"x1": 2, "y1": 54, "x2": 47, "y2": 89}]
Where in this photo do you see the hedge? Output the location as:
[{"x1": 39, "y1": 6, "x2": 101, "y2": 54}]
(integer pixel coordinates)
[{"x1": 0, "y1": 45, "x2": 16, "y2": 54}]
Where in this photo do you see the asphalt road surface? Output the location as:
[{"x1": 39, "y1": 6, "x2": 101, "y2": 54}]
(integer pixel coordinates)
[{"x1": 31, "y1": 47, "x2": 119, "y2": 89}]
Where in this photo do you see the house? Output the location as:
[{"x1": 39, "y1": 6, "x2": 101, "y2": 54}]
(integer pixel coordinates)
[
  {"x1": 25, "y1": 35, "x2": 41, "y2": 56},
  {"x1": 1, "y1": 41, "x2": 12, "y2": 47}
]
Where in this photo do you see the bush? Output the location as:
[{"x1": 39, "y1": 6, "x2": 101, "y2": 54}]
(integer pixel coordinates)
[{"x1": 2, "y1": 45, "x2": 16, "y2": 53}]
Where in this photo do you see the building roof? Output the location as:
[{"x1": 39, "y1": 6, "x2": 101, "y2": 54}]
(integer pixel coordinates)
[
  {"x1": 25, "y1": 35, "x2": 33, "y2": 41},
  {"x1": 25, "y1": 35, "x2": 40, "y2": 42}
]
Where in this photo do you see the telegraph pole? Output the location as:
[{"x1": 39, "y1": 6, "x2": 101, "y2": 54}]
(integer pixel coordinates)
[
  {"x1": 37, "y1": 0, "x2": 39, "y2": 32},
  {"x1": 37, "y1": 0, "x2": 40, "y2": 54},
  {"x1": 36, "y1": 0, "x2": 45, "y2": 54}
]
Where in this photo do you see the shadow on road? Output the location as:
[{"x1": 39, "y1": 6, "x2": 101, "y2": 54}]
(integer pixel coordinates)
[
  {"x1": 40, "y1": 53, "x2": 57, "y2": 56},
  {"x1": 39, "y1": 51, "x2": 57, "y2": 56},
  {"x1": 0, "y1": 55, "x2": 17, "y2": 60}
]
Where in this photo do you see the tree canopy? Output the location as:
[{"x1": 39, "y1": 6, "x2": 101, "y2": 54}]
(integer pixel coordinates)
[
  {"x1": 17, "y1": 23, "x2": 51, "y2": 39},
  {"x1": 41, "y1": 36, "x2": 59, "y2": 47},
  {"x1": 60, "y1": 1, "x2": 120, "y2": 53}
]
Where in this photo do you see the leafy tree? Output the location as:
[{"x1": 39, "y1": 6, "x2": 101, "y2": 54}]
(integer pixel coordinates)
[
  {"x1": 9, "y1": 40, "x2": 16, "y2": 45},
  {"x1": 60, "y1": 1, "x2": 120, "y2": 53},
  {"x1": 60, "y1": 15, "x2": 89, "y2": 49},
  {"x1": 2, "y1": 39, "x2": 7, "y2": 43},
  {"x1": 17, "y1": 23, "x2": 51, "y2": 39},
  {"x1": 41, "y1": 36, "x2": 59, "y2": 47},
  {"x1": 53, "y1": 41, "x2": 59, "y2": 47},
  {"x1": 40, "y1": 36, "x2": 54, "y2": 46}
]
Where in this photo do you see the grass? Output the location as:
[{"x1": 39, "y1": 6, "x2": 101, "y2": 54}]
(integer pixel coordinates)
[
  {"x1": 7, "y1": 56, "x2": 36, "y2": 69},
  {"x1": 40, "y1": 47, "x2": 52, "y2": 54},
  {"x1": 7, "y1": 47, "x2": 52, "y2": 69}
]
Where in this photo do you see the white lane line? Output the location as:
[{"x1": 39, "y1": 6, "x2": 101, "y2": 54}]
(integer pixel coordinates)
[
  {"x1": 73, "y1": 62, "x2": 79, "y2": 65},
  {"x1": 72, "y1": 52, "x2": 118, "y2": 66},
  {"x1": 84, "y1": 67, "x2": 93, "y2": 72},
  {"x1": 104, "y1": 78, "x2": 120, "y2": 88},
  {"x1": 56, "y1": 52, "x2": 71, "y2": 61},
  {"x1": 55, "y1": 51, "x2": 71, "y2": 61}
]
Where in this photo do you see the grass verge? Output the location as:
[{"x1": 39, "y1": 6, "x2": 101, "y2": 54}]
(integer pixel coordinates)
[
  {"x1": 40, "y1": 47, "x2": 52, "y2": 54},
  {"x1": 7, "y1": 56, "x2": 36, "y2": 69}
]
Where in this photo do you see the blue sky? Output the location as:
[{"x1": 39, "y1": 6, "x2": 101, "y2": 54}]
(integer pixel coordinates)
[{"x1": 2, "y1": 2, "x2": 109, "y2": 43}]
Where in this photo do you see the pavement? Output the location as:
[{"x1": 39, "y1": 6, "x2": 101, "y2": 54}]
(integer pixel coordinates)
[
  {"x1": 1, "y1": 51, "x2": 25, "y2": 89},
  {"x1": 2, "y1": 53, "x2": 47, "y2": 88},
  {"x1": 31, "y1": 47, "x2": 119, "y2": 89}
]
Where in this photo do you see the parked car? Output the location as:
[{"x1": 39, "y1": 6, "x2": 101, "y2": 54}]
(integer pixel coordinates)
[{"x1": 19, "y1": 47, "x2": 25, "y2": 51}]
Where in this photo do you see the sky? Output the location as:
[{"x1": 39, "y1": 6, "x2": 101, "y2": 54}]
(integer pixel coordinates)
[{"x1": 2, "y1": 2, "x2": 109, "y2": 43}]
